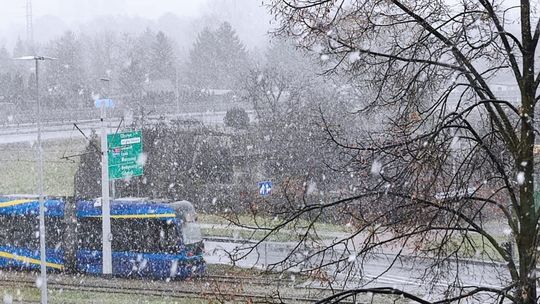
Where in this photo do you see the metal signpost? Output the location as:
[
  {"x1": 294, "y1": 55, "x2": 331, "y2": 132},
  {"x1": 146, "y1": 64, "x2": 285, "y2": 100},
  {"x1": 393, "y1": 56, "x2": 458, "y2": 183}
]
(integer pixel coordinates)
[
  {"x1": 257, "y1": 181, "x2": 272, "y2": 268},
  {"x1": 96, "y1": 98, "x2": 114, "y2": 275},
  {"x1": 107, "y1": 131, "x2": 144, "y2": 180},
  {"x1": 96, "y1": 98, "x2": 144, "y2": 276}
]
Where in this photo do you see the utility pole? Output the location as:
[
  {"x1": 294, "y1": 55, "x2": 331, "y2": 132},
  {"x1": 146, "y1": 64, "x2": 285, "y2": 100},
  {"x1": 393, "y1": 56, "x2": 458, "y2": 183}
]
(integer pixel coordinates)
[
  {"x1": 15, "y1": 55, "x2": 57, "y2": 304},
  {"x1": 35, "y1": 57, "x2": 46, "y2": 304},
  {"x1": 100, "y1": 99, "x2": 112, "y2": 275}
]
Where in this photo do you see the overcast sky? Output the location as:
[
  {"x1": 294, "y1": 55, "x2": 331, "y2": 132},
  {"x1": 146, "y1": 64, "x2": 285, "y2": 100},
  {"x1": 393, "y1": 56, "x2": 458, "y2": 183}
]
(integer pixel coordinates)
[
  {"x1": 0, "y1": 0, "x2": 204, "y2": 28},
  {"x1": 0, "y1": 0, "x2": 271, "y2": 49}
]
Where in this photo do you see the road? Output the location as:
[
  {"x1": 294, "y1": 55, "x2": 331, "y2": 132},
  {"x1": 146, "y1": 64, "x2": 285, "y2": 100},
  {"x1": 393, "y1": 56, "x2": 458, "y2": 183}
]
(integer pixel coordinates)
[
  {"x1": 204, "y1": 239, "x2": 512, "y2": 303},
  {"x1": 0, "y1": 110, "x2": 257, "y2": 144}
]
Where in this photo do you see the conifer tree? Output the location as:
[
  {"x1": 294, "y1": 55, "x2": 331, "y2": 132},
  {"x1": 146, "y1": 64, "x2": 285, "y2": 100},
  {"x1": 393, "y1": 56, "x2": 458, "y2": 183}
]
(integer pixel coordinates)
[{"x1": 185, "y1": 22, "x2": 249, "y2": 89}]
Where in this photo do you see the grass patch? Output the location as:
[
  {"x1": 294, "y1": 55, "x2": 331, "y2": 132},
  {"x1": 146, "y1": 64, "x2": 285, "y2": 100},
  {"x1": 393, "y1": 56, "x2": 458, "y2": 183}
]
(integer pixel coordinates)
[
  {"x1": 200, "y1": 213, "x2": 352, "y2": 242},
  {"x1": 0, "y1": 286, "x2": 207, "y2": 304},
  {"x1": 202, "y1": 227, "x2": 299, "y2": 242},
  {"x1": 200, "y1": 213, "x2": 350, "y2": 233},
  {"x1": 0, "y1": 138, "x2": 87, "y2": 196},
  {"x1": 423, "y1": 233, "x2": 508, "y2": 262}
]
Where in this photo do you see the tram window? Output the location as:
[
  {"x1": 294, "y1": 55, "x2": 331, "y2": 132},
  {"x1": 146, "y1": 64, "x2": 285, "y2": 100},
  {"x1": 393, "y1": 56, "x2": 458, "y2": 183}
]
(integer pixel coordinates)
[
  {"x1": 158, "y1": 220, "x2": 179, "y2": 253},
  {"x1": 0, "y1": 216, "x2": 10, "y2": 242},
  {"x1": 0, "y1": 215, "x2": 66, "y2": 250},
  {"x1": 0, "y1": 215, "x2": 39, "y2": 249},
  {"x1": 77, "y1": 218, "x2": 102, "y2": 250},
  {"x1": 111, "y1": 219, "x2": 178, "y2": 253},
  {"x1": 45, "y1": 218, "x2": 65, "y2": 249}
]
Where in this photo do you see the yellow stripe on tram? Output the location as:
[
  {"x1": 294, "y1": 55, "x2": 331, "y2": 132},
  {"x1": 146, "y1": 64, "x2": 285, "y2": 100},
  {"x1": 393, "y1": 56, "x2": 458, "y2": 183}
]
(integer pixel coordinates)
[
  {"x1": 0, "y1": 251, "x2": 64, "y2": 270},
  {"x1": 89, "y1": 213, "x2": 176, "y2": 219},
  {"x1": 0, "y1": 199, "x2": 35, "y2": 208}
]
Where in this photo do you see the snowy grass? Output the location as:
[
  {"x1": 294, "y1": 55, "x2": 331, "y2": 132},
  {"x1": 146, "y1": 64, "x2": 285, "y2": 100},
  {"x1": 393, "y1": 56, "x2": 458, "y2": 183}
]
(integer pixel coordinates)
[
  {"x1": 201, "y1": 226, "x2": 298, "y2": 242},
  {"x1": 199, "y1": 213, "x2": 353, "y2": 242},
  {"x1": 423, "y1": 232, "x2": 507, "y2": 263},
  {"x1": 200, "y1": 213, "x2": 351, "y2": 233},
  {"x1": 0, "y1": 138, "x2": 87, "y2": 196}
]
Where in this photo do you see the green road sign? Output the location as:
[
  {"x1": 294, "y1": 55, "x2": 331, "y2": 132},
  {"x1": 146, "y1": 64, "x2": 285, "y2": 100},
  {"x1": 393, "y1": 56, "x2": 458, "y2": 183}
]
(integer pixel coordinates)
[{"x1": 107, "y1": 130, "x2": 143, "y2": 180}]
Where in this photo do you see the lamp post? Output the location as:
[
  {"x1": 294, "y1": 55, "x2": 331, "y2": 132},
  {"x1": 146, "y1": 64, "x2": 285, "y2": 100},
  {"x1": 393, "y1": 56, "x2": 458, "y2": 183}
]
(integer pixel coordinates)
[{"x1": 15, "y1": 55, "x2": 56, "y2": 304}]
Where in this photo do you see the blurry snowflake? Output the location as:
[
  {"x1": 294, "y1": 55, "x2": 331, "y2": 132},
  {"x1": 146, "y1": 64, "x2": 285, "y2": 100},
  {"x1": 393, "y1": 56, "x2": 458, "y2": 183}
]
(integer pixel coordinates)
[
  {"x1": 370, "y1": 159, "x2": 382, "y2": 176},
  {"x1": 136, "y1": 153, "x2": 148, "y2": 166},
  {"x1": 35, "y1": 276, "x2": 43, "y2": 288},
  {"x1": 517, "y1": 172, "x2": 525, "y2": 185},
  {"x1": 3, "y1": 294, "x2": 12, "y2": 304},
  {"x1": 348, "y1": 51, "x2": 360, "y2": 63},
  {"x1": 169, "y1": 260, "x2": 179, "y2": 277}
]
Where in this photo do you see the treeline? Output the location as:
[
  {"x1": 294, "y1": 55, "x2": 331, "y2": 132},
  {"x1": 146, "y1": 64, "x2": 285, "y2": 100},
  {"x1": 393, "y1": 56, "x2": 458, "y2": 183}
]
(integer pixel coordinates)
[{"x1": 0, "y1": 21, "x2": 250, "y2": 112}]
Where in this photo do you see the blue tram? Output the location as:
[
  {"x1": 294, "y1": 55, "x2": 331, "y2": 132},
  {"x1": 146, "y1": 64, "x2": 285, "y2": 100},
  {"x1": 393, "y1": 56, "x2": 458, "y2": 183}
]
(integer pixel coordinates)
[{"x1": 0, "y1": 196, "x2": 205, "y2": 279}]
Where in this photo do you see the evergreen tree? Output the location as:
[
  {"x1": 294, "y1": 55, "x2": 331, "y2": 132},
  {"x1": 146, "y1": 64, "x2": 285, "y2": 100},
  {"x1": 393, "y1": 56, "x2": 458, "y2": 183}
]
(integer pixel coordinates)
[
  {"x1": 136, "y1": 28, "x2": 155, "y2": 81},
  {"x1": 74, "y1": 132, "x2": 101, "y2": 198},
  {"x1": 83, "y1": 31, "x2": 122, "y2": 88},
  {"x1": 0, "y1": 45, "x2": 29, "y2": 108},
  {"x1": 214, "y1": 22, "x2": 249, "y2": 88},
  {"x1": 186, "y1": 27, "x2": 218, "y2": 88},
  {"x1": 224, "y1": 107, "x2": 249, "y2": 129},
  {"x1": 45, "y1": 31, "x2": 87, "y2": 108},
  {"x1": 12, "y1": 37, "x2": 26, "y2": 58},
  {"x1": 150, "y1": 31, "x2": 176, "y2": 81},
  {"x1": 185, "y1": 22, "x2": 249, "y2": 89},
  {"x1": 118, "y1": 32, "x2": 152, "y2": 101},
  {"x1": 0, "y1": 46, "x2": 14, "y2": 72}
]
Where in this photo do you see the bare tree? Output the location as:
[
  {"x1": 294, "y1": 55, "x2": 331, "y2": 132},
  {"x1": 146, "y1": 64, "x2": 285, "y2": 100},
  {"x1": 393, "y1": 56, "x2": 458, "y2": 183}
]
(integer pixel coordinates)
[{"x1": 225, "y1": 1, "x2": 540, "y2": 303}]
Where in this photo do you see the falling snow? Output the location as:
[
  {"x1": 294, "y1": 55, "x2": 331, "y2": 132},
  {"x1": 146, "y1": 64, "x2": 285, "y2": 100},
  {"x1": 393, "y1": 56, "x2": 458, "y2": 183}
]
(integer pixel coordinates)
[{"x1": 517, "y1": 172, "x2": 525, "y2": 185}]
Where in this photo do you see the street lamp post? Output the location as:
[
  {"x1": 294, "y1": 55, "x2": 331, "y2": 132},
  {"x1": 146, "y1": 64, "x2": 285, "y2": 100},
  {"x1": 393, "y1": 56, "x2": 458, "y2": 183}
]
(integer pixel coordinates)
[{"x1": 15, "y1": 55, "x2": 56, "y2": 304}]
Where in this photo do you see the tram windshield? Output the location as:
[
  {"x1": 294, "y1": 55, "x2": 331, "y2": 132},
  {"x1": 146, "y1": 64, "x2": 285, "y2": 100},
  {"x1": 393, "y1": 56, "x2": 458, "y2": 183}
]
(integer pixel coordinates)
[{"x1": 171, "y1": 200, "x2": 203, "y2": 245}]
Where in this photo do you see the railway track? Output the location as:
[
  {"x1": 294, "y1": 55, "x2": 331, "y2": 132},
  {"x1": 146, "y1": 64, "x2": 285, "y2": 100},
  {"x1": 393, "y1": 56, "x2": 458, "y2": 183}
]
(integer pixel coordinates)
[{"x1": 0, "y1": 272, "x2": 321, "y2": 303}]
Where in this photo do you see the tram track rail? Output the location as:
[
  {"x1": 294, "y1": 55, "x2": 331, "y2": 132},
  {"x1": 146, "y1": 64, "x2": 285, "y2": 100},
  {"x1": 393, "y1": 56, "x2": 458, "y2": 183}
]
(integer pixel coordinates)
[{"x1": 0, "y1": 272, "x2": 321, "y2": 303}]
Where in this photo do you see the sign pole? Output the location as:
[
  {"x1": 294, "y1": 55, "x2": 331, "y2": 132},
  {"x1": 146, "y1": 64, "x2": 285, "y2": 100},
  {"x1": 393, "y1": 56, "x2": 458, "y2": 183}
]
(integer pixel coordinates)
[
  {"x1": 35, "y1": 58, "x2": 48, "y2": 304},
  {"x1": 100, "y1": 102, "x2": 112, "y2": 275}
]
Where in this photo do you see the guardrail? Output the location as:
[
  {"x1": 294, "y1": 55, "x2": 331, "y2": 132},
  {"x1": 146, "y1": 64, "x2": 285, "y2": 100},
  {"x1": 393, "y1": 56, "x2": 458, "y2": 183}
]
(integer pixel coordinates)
[{"x1": 0, "y1": 101, "x2": 255, "y2": 128}]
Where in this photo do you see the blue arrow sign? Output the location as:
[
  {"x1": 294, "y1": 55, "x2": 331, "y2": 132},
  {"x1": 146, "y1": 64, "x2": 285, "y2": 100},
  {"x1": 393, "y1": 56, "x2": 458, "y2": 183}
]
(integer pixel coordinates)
[
  {"x1": 94, "y1": 98, "x2": 115, "y2": 108},
  {"x1": 258, "y1": 181, "x2": 272, "y2": 197}
]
